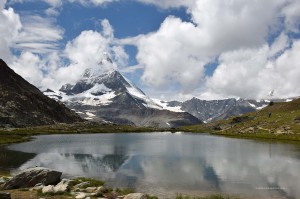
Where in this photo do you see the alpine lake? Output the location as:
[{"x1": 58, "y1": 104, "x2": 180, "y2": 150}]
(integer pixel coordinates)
[{"x1": 1, "y1": 132, "x2": 300, "y2": 199}]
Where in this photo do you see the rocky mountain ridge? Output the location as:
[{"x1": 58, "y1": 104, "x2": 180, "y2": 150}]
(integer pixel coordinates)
[
  {"x1": 0, "y1": 59, "x2": 83, "y2": 127},
  {"x1": 44, "y1": 61, "x2": 201, "y2": 127}
]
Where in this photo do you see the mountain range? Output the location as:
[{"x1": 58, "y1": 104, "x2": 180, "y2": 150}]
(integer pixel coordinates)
[
  {"x1": 1, "y1": 57, "x2": 295, "y2": 129},
  {"x1": 154, "y1": 98, "x2": 271, "y2": 122},
  {"x1": 44, "y1": 56, "x2": 201, "y2": 128},
  {"x1": 43, "y1": 55, "x2": 296, "y2": 127}
]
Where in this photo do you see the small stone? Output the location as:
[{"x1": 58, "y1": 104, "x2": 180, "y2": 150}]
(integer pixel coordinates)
[
  {"x1": 54, "y1": 179, "x2": 72, "y2": 193},
  {"x1": 91, "y1": 190, "x2": 103, "y2": 197},
  {"x1": 76, "y1": 192, "x2": 87, "y2": 199},
  {"x1": 85, "y1": 187, "x2": 97, "y2": 193},
  {"x1": 0, "y1": 177, "x2": 6, "y2": 183},
  {"x1": 96, "y1": 186, "x2": 110, "y2": 194},
  {"x1": 74, "y1": 182, "x2": 90, "y2": 189},
  {"x1": 32, "y1": 183, "x2": 44, "y2": 191},
  {"x1": 124, "y1": 193, "x2": 147, "y2": 199},
  {"x1": 0, "y1": 192, "x2": 11, "y2": 199},
  {"x1": 85, "y1": 197, "x2": 91, "y2": 199},
  {"x1": 42, "y1": 185, "x2": 54, "y2": 194}
]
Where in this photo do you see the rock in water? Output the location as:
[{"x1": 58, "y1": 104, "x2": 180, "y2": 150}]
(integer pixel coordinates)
[
  {"x1": 124, "y1": 193, "x2": 147, "y2": 199},
  {"x1": 3, "y1": 167, "x2": 62, "y2": 190},
  {"x1": 0, "y1": 192, "x2": 11, "y2": 199}
]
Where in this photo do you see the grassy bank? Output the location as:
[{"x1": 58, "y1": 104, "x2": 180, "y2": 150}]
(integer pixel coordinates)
[
  {"x1": 0, "y1": 122, "x2": 170, "y2": 145},
  {"x1": 180, "y1": 99, "x2": 300, "y2": 143}
]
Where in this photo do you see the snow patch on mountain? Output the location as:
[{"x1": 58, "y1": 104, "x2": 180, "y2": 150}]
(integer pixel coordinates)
[
  {"x1": 86, "y1": 112, "x2": 96, "y2": 120},
  {"x1": 122, "y1": 76, "x2": 162, "y2": 109},
  {"x1": 152, "y1": 99, "x2": 184, "y2": 112}
]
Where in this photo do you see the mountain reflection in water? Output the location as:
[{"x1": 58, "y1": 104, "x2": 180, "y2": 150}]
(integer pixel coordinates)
[{"x1": 2, "y1": 133, "x2": 300, "y2": 199}]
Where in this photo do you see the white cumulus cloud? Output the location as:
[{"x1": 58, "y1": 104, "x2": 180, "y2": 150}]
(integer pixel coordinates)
[
  {"x1": 0, "y1": 1, "x2": 21, "y2": 62},
  {"x1": 124, "y1": 0, "x2": 300, "y2": 100}
]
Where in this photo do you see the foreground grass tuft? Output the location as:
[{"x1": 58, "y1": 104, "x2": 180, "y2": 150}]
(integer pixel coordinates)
[
  {"x1": 146, "y1": 194, "x2": 159, "y2": 199},
  {"x1": 69, "y1": 177, "x2": 105, "y2": 189},
  {"x1": 115, "y1": 188, "x2": 135, "y2": 195}
]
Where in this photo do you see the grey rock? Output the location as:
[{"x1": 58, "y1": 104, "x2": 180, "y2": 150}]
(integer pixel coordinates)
[
  {"x1": 85, "y1": 187, "x2": 97, "y2": 193},
  {"x1": 53, "y1": 179, "x2": 72, "y2": 193},
  {"x1": 3, "y1": 167, "x2": 62, "y2": 190},
  {"x1": 75, "y1": 192, "x2": 88, "y2": 199},
  {"x1": 0, "y1": 177, "x2": 6, "y2": 184},
  {"x1": 32, "y1": 183, "x2": 44, "y2": 191},
  {"x1": 74, "y1": 182, "x2": 90, "y2": 189},
  {"x1": 124, "y1": 193, "x2": 147, "y2": 199},
  {"x1": 42, "y1": 185, "x2": 54, "y2": 194},
  {"x1": 0, "y1": 192, "x2": 11, "y2": 199}
]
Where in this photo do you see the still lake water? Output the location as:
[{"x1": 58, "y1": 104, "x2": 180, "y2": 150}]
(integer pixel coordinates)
[{"x1": 1, "y1": 133, "x2": 300, "y2": 198}]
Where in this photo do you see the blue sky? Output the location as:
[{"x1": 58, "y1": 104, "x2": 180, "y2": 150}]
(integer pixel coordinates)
[{"x1": 1, "y1": 0, "x2": 300, "y2": 100}]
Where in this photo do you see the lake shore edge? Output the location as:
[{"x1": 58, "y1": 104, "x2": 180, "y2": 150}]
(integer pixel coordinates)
[
  {"x1": 1, "y1": 121, "x2": 300, "y2": 146},
  {"x1": 0, "y1": 167, "x2": 239, "y2": 199}
]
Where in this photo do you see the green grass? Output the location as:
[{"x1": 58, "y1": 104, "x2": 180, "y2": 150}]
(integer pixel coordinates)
[
  {"x1": 115, "y1": 188, "x2": 135, "y2": 195},
  {"x1": 36, "y1": 189, "x2": 70, "y2": 197},
  {"x1": 179, "y1": 99, "x2": 300, "y2": 143},
  {"x1": 0, "y1": 122, "x2": 171, "y2": 145},
  {"x1": 146, "y1": 194, "x2": 159, "y2": 199},
  {"x1": 69, "y1": 177, "x2": 105, "y2": 189}
]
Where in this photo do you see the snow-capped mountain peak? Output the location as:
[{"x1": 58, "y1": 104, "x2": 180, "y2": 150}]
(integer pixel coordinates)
[{"x1": 43, "y1": 54, "x2": 201, "y2": 127}]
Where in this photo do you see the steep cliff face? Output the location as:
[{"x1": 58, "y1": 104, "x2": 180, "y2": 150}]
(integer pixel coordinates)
[{"x1": 0, "y1": 59, "x2": 83, "y2": 127}]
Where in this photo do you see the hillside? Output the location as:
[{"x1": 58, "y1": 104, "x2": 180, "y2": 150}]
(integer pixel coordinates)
[
  {"x1": 181, "y1": 98, "x2": 300, "y2": 141},
  {"x1": 0, "y1": 59, "x2": 83, "y2": 127}
]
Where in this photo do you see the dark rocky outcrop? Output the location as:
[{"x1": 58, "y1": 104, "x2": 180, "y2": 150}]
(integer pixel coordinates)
[
  {"x1": 294, "y1": 116, "x2": 300, "y2": 123},
  {"x1": 230, "y1": 116, "x2": 251, "y2": 124},
  {"x1": 3, "y1": 167, "x2": 62, "y2": 190},
  {"x1": 0, "y1": 192, "x2": 11, "y2": 199},
  {"x1": 0, "y1": 59, "x2": 83, "y2": 127}
]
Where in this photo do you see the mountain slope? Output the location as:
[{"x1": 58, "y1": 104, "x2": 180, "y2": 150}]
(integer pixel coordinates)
[
  {"x1": 181, "y1": 99, "x2": 300, "y2": 141},
  {"x1": 184, "y1": 98, "x2": 270, "y2": 122},
  {"x1": 156, "y1": 98, "x2": 269, "y2": 122},
  {"x1": 45, "y1": 64, "x2": 201, "y2": 128},
  {"x1": 0, "y1": 59, "x2": 83, "y2": 127}
]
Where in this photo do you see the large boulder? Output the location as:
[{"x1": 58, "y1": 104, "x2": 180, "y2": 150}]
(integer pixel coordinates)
[{"x1": 3, "y1": 167, "x2": 62, "y2": 190}]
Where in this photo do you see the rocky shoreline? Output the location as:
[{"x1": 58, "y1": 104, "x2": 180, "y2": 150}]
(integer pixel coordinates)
[{"x1": 0, "y1": 167, "x2": 152, "y2": 199}]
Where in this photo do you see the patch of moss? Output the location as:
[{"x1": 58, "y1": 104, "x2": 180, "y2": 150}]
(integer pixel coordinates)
[
  {"x1": 69, "y1": 177, "x2": 105, "y2": 189},
  {"x1": 36, "y1": 189, "x2": 70, "y2": 197},
  {"x1": 115, "y1": 188, "x2": 135, "y2": 195},
  {"x1": 146, "y1": 194, "x2": 159, "y2": 199}
]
